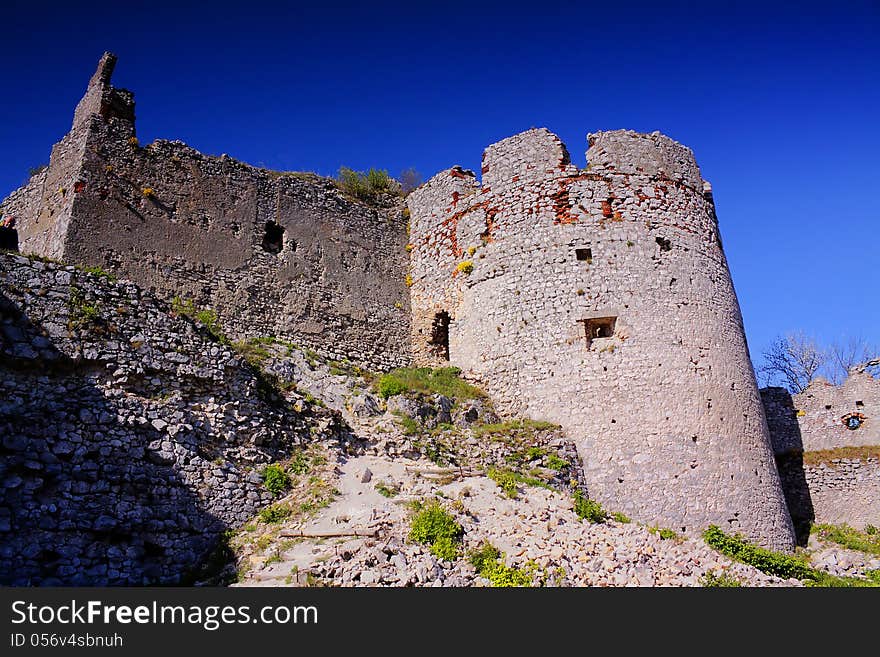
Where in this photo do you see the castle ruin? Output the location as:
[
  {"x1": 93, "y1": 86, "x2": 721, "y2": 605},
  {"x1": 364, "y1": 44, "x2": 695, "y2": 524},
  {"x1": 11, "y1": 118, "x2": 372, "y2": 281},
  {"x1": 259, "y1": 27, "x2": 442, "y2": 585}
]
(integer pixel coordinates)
[{"x1": 1, "y1": 53, "x2": 823, "y2": 552}]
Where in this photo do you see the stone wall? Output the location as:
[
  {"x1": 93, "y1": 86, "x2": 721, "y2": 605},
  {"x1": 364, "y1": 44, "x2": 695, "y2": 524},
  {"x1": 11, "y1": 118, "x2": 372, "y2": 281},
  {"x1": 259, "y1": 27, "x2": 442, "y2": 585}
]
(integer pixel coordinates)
[
  {"x1": 0, "y1": 252, "x2": 341, "y2": 585},
  {"x1": 408, "y1": 128, "x2": 794, "y2": 550},
  {"x1": 0, "y1": 53, "x2": 411, "y2": 371},
  {"x1": 761, "y1": 377, "x2": 880, "y2": 535}
]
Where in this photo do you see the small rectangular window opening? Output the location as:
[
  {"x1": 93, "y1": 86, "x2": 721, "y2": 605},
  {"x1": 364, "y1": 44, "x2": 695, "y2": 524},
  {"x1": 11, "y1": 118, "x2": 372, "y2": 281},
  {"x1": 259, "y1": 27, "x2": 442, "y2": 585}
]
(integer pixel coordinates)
[
  {"x1": 575, "y1": 248, "x2": 592, "y2": 263},
  {"x1": 582, "y1": 316, "x2": 616, "y2": 347},
  {"x1": 856, "y1": 400, "x2": 864, "y2": 407}
]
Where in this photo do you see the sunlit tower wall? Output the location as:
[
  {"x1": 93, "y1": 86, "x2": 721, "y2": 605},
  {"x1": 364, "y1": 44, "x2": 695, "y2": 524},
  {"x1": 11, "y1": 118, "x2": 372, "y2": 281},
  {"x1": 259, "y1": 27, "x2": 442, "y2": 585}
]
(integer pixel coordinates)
[{"x1": 407, "y1": 128, "x2": 795, "y2": 550}]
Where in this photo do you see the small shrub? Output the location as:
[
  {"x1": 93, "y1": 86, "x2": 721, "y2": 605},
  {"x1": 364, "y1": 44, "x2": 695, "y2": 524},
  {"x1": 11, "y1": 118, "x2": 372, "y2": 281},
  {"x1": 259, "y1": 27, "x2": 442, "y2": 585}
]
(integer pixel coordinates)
[
  {"x1": 405, "y1": 273, "x2": 413, "y2": 287},
  {"x1": 456, "y1": 260, "x2": 474, "y2": 275},
  {"x1": 259, "y1": 504, "x2": 291, "y2": 524},
  {"x1": 128, "y1": 136, "x2": 140, "y2": 147},
  {"x1": 408, "y1": 500, "x2": 463, "y2": 560},
  {"x1": 467, "y1": 246, "x2": 477, "y2": 256},
  {"x1": 141, "y1": 187, "x2": 155, "y2": 198},
  {"x1": 488, "y1": 467, "x2": 519, "y2": 498},
  {"x1": 700, "y1": 571, "x2": 743, "y2": 587},
  {"x1": 573, "y1": 491, "x2": 607, "y2": 523},
  {"x1": 262, "y1": 464, "x2": 291, "y2": 496},
  {"x1": 468, "y1": 542, "x2": 533, "y2": 587},
  {"x1": 576, "y1": 289, "x2": 585, "y2": 296},
  {"x1": 377, "y1": 375, "x2": 408, "y2": 399},
  {"x1": 545, "y1": 454, "x2": 567, "y2": 471},
  {"x1": 612, "y1": 512, "x2": 631, "y2": 524}
]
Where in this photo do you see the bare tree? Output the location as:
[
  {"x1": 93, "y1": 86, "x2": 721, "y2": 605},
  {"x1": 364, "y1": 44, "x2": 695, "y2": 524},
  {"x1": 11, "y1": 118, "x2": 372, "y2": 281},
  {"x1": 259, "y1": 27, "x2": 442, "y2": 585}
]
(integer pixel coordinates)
[
  {"x1": 398, "y1": 168, "x2": 423, "y2": 195},
  {"x1": 760, "y1": 332, "x2": 827, "y2": 394},
  {"x1": 827, "y1": 335, "x2": 880, "y2": 383}
]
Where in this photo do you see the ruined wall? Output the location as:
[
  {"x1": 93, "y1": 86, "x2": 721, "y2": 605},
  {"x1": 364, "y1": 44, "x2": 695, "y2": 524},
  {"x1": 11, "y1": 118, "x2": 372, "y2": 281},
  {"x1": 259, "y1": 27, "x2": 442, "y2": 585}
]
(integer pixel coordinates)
[
  {"x1": 0, "y1": 252, "x2": 341, "y2": 585},
  {"x1": 0, "y1": 53, "x2": 411, "y2": 371},
  {"x1": 408, "y1": 128, "x2": 794, "y2": 550},
  {"x1": 762, "y1": 378, "x2": 880, "y2": 534}
]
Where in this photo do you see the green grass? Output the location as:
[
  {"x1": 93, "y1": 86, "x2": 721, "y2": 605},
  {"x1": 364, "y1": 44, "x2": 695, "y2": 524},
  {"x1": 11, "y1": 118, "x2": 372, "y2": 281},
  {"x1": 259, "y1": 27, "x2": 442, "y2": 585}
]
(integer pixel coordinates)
[
  {"x1": 811, "y1": 523, "x2": 880, "y2": 556},
  {"x1": 408, "y1": 500, "x2": 464, "y2": 561},
  {"x1": 336, "y1": 166, "x2": 396, "y2": 202},
  {"x1": 700, "y1": 571, "x2": 743, "y2": 587},
  {"x1": 612, "y1": 512, "x2": 631, "y2": 524},
  {"x1": 376, "y1": 366, "x2": 486, "y2": 400},
  {"x1": 68, "y1": 286, "x2": 101, "y2": 328},
  {"x1": 573, "y1": 490, "x2": 608, "y2": 523},
  {"x1": 472, "y1": 419, "x2": 560, "y2": 440}
]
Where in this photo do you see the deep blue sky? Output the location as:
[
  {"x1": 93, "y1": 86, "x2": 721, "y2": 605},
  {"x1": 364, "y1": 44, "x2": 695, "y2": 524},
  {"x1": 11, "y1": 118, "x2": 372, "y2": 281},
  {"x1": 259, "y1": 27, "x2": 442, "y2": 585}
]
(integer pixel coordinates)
[{"x1": 1, "y1": 1, "x2": 878, "y2": 372}]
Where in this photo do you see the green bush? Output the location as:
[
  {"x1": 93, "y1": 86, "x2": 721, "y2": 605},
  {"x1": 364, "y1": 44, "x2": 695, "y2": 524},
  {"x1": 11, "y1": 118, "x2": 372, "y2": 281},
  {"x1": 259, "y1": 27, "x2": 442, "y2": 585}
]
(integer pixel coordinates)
[
  {"x1": 408, "y1": 501, "x2": 463, "y2": 560},
  {"x1": 703, "y1": 525, "x2": 814, "y2": 580},
  {"x1": 612, "y1": 512, "x2": 631, "y2": 524},
  {"x1": 262, "y1": 464, "x2": 291, "y2": 496},
  {"x1": 573, "y1": 491, "x2": 607, "y2": 523},
  {"x1": 288, "y1": 451, "x2": 310, "y2": 475},
  {"x1": 259, "y1": 504, "x2": 291, "y2": 524}
]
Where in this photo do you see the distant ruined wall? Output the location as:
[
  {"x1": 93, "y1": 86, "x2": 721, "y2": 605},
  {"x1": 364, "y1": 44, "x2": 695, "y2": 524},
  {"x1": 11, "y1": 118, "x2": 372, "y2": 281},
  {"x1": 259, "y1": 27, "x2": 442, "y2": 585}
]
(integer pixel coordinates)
[
  {"x1": 762, "y1": 376, "x2": 880, "y2": 533},
  {"x1": 408, "y1": 128, "x2": 795, "y2": 550},
  {"x1": 0, "y1": 252, "x2": 341, "y2": 585},
  {"x1": 0, "y1": 53, "x2": 411, "y2": 371}
]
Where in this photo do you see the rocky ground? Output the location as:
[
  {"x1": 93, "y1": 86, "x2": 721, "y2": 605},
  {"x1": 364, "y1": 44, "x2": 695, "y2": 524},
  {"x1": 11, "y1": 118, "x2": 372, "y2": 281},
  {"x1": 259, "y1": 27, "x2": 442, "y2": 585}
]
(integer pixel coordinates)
[{"x1": 193, "y1": 344, "x2": 875, "y2": 588}]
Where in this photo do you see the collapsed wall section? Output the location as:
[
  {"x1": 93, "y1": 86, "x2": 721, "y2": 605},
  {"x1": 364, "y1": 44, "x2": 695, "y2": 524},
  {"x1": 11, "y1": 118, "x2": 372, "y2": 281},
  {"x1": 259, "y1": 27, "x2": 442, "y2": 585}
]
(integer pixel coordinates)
[
  {"x1": 0, "y1": 53, "x2": 411, "y2": 371},
  {"x1": 408, "y1": 128, "x2": 795, "y2": 550}
]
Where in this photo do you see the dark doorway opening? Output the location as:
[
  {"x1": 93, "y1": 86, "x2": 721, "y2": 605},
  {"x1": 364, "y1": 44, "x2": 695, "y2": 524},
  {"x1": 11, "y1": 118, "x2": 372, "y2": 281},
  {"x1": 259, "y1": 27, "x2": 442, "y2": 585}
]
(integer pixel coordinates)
[
  {"x1": 0, "y1": 226, "x2": 19, "y2": 251},
  {"x1": 262, "y1": 221, "x2": 285, "y2": 254},
  {"x1": 429, "y1": 311, "x2": 450, "y2": 361}
]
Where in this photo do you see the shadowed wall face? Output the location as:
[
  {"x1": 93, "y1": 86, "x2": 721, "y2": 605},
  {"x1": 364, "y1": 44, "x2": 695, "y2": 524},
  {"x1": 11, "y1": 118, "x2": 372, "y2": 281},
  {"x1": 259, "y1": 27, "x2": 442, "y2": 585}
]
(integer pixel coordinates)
[
  {"x1": 0, "y1": 54, "x2": 411, "y2": 371},
  {"x1": 0, "y1": 253, "x2": 339, "y2": 585},
  {"x1": 408, "y1": 128, "x2": 795, "y2": 550}
]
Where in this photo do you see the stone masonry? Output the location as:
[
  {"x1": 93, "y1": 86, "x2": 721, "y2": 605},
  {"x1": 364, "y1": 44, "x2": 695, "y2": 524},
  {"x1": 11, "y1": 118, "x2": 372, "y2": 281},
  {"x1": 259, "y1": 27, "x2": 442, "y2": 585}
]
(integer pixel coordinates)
[
  {"x1": 761, "y1": 374, "x2": 880, "y2": 535},
  {"x1": 0, "y1": 252, "x2": 343, "y2": 585},
  {"x1": 407, "y1": 128, "x2": 795, "y2": 550},
  {"x1": 0, "y1": 54, "x2": 411, "y2": 371}
]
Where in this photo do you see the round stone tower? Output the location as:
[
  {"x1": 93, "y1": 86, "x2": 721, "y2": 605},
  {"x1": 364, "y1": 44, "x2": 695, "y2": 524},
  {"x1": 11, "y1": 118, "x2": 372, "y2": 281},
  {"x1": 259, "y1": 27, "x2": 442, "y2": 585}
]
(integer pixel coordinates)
[{"x1": 407, "y1": 128, "x2": 795, "y2": 550}]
